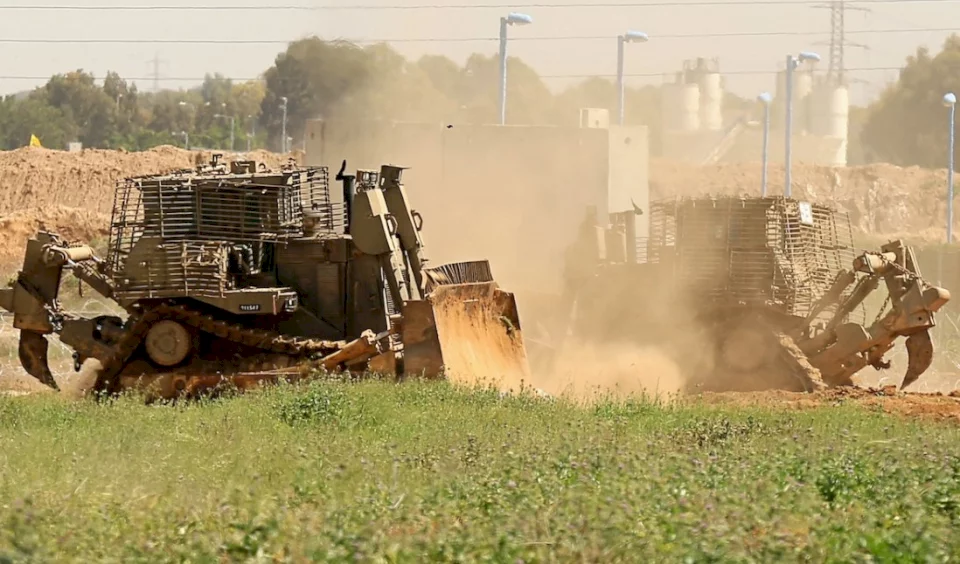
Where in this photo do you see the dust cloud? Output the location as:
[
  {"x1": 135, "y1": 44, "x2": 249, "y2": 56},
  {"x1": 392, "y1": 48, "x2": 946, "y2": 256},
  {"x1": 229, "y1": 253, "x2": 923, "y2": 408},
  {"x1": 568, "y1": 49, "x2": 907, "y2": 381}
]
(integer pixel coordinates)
[
  {"x1": 517, "y1": 253, "x2": 720, "y2": 404},
  {"x1": 56, "y1": 360, "x2": 102, "y2": 400},
  {"x1": 530, "y1": 342, "x2": 686, "y2": 403}
]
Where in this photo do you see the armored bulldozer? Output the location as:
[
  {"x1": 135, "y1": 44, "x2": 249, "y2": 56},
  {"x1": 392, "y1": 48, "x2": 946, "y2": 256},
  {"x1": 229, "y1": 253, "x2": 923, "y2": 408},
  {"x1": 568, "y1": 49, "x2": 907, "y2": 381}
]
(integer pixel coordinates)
[
  {"x1": 549, "y1": 195, "x2": 950, "y2": 393},
  {"x1": 1, "y1": 155, "x2": 529, "y2": 399}
]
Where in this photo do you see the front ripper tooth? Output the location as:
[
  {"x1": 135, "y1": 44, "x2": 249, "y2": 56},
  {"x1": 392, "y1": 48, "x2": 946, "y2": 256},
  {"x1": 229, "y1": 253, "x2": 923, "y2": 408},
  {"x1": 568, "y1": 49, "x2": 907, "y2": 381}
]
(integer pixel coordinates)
[
  {"x1": 18, "y1": 330, "x2": 59, "y2": 390},
  {"x1": 901, "y1": 330, "x2": 934, "y2": 390}
]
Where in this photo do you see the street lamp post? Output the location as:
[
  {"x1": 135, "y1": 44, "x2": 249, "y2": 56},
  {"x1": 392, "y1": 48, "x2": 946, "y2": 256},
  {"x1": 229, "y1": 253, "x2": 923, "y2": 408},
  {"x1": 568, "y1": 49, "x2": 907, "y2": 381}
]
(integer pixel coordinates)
[
  {"x1": 945, "y1": 92, "x2": 956, "y2": 245},
  {"x1": 498, "y1": 12, "x2": 533, "y2": 125},
  {"x1": 280, "y1": 96, "x2": 289, "y2": 153},
  {"x1": 172, "y1": 130, "x2": 189, "y2": 149},
  {"x1": 177, "y1": 101, "x2": 194, "y2": 149},
  {"x1": 757, "y1": 92, "x2": 772, "y2": 197},
  {"x1": 616, "y1": 30, "x2": 648, "y2": 126},
  {"x1": 214, "y1": 113, "x2": 236, "y2": 152},
  {"x1": 784, "y1": 51, "x2": 820, "y2": 198}
]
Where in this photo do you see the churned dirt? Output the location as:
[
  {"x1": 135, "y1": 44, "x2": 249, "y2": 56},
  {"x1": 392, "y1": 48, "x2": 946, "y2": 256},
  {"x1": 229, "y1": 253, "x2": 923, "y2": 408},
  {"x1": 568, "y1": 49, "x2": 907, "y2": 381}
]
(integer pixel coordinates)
[
  {"x1": 692, "y1": 385, "x2": 960, "y2": 424},
  {"x1": 428, "y1": 286, "x2": 533, "y2": 394}
]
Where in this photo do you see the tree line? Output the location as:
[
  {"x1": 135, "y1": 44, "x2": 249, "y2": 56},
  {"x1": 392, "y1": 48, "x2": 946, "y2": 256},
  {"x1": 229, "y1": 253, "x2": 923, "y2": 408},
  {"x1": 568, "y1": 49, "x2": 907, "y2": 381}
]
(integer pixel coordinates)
[
  {"x1": 0, "y1": 38, "x2": 711, "y2": 155},
  {"x1": 0, "y1": 34, "x2": 957, "y2": 168}
]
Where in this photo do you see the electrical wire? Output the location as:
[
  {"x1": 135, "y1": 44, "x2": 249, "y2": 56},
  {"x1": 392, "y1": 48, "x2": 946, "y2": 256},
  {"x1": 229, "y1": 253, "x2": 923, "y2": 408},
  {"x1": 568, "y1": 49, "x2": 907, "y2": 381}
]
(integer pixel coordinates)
[
  {"x1": 0, "y1": 27, "x2": 952, "y2": 45},
  {"x1": 1, "y1": 0, "x2": 959, "y2": 9},
  {"x1": 0, "y1": 66, "x2": 906, "y2": 82}
]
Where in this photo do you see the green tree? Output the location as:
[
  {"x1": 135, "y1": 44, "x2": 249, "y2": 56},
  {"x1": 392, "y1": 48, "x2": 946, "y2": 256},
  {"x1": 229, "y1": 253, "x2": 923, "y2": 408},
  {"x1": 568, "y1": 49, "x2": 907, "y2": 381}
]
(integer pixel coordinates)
[
  {"x1": 861, "y1": 34, "x2": 960, "y2": 167},
  {"x1": 0, "y1": 96, "x2": 74, "y2": 150},
  {"x1": 260, "y1": 37, "x2": 372, "y2": 151},
  {"x1": 103, "y1": 72, "x2": 147, "y2": 149},
  {"x1": 232, "y1": 80, "x2": 266, "y2": 149},
  {"x1": 335, "y1": 44, "x2": 455, "y2": 123},
  {"x1": 34, "y1": 70, "x2": 116, "y2": 147},
  {"x1": 417, "y1": 54, "x2": 464, "y2": 101},
  {"x1": 456, "y1": 53, "x2": 556, "y2": 124}
]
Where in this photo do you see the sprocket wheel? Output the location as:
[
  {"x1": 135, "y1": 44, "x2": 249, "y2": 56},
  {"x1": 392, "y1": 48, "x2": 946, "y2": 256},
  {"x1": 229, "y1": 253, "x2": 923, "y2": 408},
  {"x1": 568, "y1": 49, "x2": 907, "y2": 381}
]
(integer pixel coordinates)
[{"x1": 144, "y1": 320, "x2": 194, "y2": 367}]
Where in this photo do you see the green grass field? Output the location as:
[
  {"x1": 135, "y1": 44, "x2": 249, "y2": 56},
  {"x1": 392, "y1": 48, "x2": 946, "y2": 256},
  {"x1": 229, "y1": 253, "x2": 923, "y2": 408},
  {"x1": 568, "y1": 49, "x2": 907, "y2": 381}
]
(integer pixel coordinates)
[{"x1": 2, "y1": 380, "x2": 960, "y2": 562}]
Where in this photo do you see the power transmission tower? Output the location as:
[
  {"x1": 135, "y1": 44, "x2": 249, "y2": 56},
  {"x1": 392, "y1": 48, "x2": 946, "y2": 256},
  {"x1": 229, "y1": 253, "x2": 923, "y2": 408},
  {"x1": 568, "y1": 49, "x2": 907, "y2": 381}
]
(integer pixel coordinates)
[
  {"x1": 813, "y1": 0, "x2": 870, "y2": 85},
  {"x1": 146, "y1": 52, "x2": 167, "y2": 92}
]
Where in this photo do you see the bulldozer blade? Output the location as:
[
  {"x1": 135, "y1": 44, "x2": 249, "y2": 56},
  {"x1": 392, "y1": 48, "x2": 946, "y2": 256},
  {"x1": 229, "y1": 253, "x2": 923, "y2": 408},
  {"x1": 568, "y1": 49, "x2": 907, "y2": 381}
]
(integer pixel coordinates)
[
  {"x1": 402, "y1": 281, "x2": 531, "y2": 392},
  {"x1": 901, "y1": 330, "x2": 934, "y2": 390},
  {"x1": 18, "y1": 330, "x2": 59, "y2": 390}
]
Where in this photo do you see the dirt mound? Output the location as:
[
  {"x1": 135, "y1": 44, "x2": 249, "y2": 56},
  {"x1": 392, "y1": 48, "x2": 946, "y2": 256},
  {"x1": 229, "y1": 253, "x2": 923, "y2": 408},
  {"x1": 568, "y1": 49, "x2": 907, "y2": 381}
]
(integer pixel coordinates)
[
  {"x1": 0, "y1": 145, "x2": 303, "y2": 269},
  {"x1": 0, "y1": 206, "x2": 111, "y2": 268},
  {"x1": 650, "y1": 159, "x2": 952, "y2": 243},
  {"x1": 0, "y1": 145, "x2": 302, "y2": 216}
]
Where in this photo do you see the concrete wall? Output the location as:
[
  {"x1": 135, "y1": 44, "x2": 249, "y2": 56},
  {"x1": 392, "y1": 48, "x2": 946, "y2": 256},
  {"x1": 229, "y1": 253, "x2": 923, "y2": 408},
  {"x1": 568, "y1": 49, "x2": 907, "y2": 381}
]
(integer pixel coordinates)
[{"x1": 305, "y1": 119, "x2": 650, "y2": 296}]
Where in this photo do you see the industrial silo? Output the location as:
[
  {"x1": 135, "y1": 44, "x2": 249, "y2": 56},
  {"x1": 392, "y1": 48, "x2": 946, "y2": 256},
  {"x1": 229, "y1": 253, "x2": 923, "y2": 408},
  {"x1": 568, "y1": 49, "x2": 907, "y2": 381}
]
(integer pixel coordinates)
[
  {"x1": 680, "y1": 58, "x2": 722, "y2": 131},
  {"x1": 809, "y1": 81, "x2": 849, "y2": 165},
  {"x1": 661, "y1": 81, "x2": 700, "y2": 132},
  {"x1": 698, "y1": 69, "x2": 723, "y2": 131}
]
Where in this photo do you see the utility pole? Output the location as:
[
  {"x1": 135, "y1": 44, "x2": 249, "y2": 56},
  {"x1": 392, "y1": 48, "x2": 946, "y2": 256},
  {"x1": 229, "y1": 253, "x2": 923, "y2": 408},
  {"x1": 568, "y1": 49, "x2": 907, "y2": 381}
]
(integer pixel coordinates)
[
  {"x1": 147, "y1": 52, "x2": 167, "y2": 92},
  {"x1": 214, "y1": 113, "x2": 236, "y2": 151},
  {"x1": 812, "y1": 0, "x2": 870, "y2": 86}
]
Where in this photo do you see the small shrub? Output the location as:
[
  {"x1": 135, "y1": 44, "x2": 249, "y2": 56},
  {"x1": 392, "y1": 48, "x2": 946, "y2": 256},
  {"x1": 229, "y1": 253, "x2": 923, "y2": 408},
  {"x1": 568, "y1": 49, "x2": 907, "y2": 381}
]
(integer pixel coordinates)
[{"x1": 273, "y1": 383, "x2": 349, "y2": 427}]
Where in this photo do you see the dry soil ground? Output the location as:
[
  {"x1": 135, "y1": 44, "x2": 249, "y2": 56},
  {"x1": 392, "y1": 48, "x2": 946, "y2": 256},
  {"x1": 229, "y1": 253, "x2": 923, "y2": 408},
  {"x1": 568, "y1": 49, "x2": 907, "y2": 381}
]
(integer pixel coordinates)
[
  {"x1": 0, "y1": 146, "x2": 957, "y2": 418},
  {"x1": 697, "y1": 385, "x2": 960, "y2": 423}
]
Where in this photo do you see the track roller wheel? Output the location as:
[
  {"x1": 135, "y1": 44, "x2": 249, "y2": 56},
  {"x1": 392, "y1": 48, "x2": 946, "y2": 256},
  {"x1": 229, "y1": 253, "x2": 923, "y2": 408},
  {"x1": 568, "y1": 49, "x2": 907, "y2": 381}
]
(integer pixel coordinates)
[{"x1": 144, "y1": 320, "x2": 194, "y2": 367}]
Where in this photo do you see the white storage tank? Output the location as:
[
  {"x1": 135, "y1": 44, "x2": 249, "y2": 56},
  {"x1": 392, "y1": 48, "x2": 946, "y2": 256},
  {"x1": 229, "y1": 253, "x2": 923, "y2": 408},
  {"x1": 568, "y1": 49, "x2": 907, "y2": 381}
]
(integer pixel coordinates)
[
  {"x1": 698, "y1": 72, "x2": 723, "y2": 131},
  {"x1": 810, "y1": 83, "x2": 849, "y2": 138},
  {"x1": 807, "y1": 82, "x2": 849, "y2": 166},
  {"x1": 825, "y1": 84, "x2": 849, "y2": 139},
  {"x1": 661, "y1": 82, "x2": 700, "y2": 132}
]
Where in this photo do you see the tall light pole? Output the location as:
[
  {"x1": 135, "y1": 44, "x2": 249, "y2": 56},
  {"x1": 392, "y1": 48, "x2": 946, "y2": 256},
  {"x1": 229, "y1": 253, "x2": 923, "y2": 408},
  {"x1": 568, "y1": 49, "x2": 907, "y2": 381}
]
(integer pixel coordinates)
[
  {"x1": 177, "y1": 101, "x2": 195, "y2": 149},
  {"x1": 498, "y1": 12, "x2": 533, "y2": 125},
  {"x1": 616, "y1": 30, "x2": 648, "y2": 126},
  {"x1": 945, "y1": 92, "x2": 956, "y2": 245},
  {"x1": 784, "y1": 51, "x2": 820, "y2": 198},
  {"x1": 280, "y1": 96, "x2": 288, "y2": 153},
  {"x1": 214, "y1": 113, "x2": 236, "y2": 152},
  {"x1": 247, "y1": 114, "x2": 256, "y2": 151},
  {"x1": 757, "y1": 92, "x2": 772, "y2": 197},
  {"x1": 172, "y1": 130, "x2": 189, "y2": 149}
]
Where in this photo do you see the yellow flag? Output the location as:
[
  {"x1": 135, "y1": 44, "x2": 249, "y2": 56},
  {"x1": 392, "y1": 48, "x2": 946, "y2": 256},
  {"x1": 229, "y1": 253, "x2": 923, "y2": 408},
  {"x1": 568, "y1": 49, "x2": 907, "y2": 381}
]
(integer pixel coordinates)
[{"x1": 29, "y1": 134, "x2": 42, "y2": 148}]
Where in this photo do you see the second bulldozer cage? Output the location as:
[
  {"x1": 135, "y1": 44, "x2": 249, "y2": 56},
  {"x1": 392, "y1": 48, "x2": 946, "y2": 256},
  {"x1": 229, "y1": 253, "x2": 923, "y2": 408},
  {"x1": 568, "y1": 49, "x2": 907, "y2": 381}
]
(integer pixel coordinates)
[{"x1": 554, "y1": 195, "x2": 949, "y2": 393}]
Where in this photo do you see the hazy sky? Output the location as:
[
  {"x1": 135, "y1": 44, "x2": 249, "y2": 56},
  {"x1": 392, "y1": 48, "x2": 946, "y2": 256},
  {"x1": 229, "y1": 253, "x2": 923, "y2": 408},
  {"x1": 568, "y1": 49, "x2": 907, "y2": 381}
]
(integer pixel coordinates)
[{"x1": 0, "y1": 0, "x2": 955, "y2": 106}]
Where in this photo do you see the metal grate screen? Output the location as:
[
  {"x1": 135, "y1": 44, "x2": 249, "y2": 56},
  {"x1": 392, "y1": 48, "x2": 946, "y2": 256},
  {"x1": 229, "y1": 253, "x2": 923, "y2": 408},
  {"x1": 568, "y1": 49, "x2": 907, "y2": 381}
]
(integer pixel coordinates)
[
  {"x1": 107, "y1": 165, "x2": 338, "y2": 275},
  {"x1": 645, "y1": 196, "x2": 859, "y2": 320}
]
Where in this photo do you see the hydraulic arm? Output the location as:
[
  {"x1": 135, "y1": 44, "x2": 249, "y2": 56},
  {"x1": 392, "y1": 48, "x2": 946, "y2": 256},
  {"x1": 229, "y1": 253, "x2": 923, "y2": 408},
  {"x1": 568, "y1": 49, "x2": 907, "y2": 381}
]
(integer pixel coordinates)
[{"x1": 798, "y1": 240, "x2": 950, "y2": 389}]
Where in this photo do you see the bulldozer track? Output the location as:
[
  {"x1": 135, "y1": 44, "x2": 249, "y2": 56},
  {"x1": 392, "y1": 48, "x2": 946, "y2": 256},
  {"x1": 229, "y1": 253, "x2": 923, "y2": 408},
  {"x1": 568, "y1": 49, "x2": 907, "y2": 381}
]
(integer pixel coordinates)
[{"x1": 93, "y1": 301, "x2": 347, "y2": 394}]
